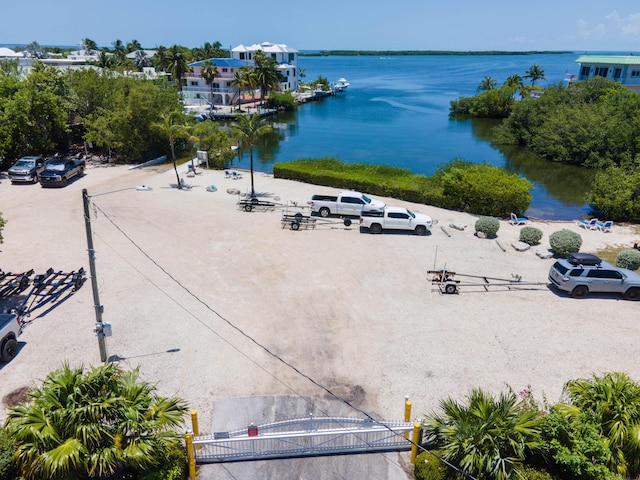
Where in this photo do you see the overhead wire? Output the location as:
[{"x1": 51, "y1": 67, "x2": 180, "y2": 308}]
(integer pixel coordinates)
[{"x1": 92, "y1": 201, "x2": 475, "y2": 479}]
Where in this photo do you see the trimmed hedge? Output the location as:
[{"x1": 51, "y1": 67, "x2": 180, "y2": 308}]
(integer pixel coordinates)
[
  {"x1": 616, "y1": 249, "x2": 640, "y2": 271},
  {"x1": 414, "y1": 451, "x2": 451, "y2": 480},
  {"x1": 549, "y1": 229, "x2": 582, "y2": 257},
  {"x1": 475, "y1": 216, "x2": 500, "y2": 237},
  {"x1": 519, "y1": 226, "x2": 543, "y2": 245},
  {"x1": 273, "y1": 158, "x2": 532, "y2": 217}
]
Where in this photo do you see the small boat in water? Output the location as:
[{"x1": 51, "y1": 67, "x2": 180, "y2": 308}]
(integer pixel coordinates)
[{"x1": 334, "y1": 78, "x2": 350, "y2": 91}]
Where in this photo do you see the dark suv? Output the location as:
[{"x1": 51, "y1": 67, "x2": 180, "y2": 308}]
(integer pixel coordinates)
[{"x1": 548, "y1": 253, "x2": 640, "y2": 300}]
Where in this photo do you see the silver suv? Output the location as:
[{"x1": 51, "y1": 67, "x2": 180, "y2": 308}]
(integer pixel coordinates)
[{"x1": 548, "y1": 253, "x2": 640, "y2": 300}]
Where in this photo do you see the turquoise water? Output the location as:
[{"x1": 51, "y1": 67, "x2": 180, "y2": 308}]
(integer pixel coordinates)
[{"x1": 232, "y1": 53, "x2": 594, "y2": 220}]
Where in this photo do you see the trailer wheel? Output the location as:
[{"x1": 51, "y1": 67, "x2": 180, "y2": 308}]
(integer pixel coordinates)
[
  {"x1": 445, "y1": 283, "x2": 457, "y2": 294},
  {"x1": 291, "y1": 221, "x2": 300, "y2": 231},
  {"x1": 343, "y1": 218, "x2": 352, "y2": 227},
  {"x1": 244, "y1": 204, "x2": 253, "y2": 212},
  {"x1": 74, "y1": 275, "x2": 84, "y2": 291},
  {"x1": 19, "y1": 276, "x2": 29, "y2": 291},
  {"x1": 1, "y1": 338, "x2": 18, "y2": 362},
  {"x1": 319, "y1": 207, "x2": 330, "y2": 218}
]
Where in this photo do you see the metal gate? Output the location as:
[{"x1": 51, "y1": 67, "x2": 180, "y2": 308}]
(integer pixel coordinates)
[{"x1": 193, "y1": 416, "x2": 415, "y2": 463}]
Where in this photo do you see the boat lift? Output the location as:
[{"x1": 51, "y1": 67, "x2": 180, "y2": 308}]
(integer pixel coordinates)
[
  {"x1": 428, "y1": 268, "x2": 545, "y2": 294},
  {"x1": 17, "y1": 267, "x2": 85, "y2": 317},
  {"x1": 0, "y1": 269, "x2": 34, "y2": 298}
]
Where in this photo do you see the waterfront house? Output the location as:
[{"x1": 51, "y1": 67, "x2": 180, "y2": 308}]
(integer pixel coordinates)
[
  {"x1": 567, "y1": 55, "x2": 640, "y2": 93},
  {"x1": 182, "y1": 41, "x2": 299, "y2": 107}
]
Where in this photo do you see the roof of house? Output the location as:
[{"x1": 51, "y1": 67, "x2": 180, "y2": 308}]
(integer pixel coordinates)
[
  {"x1": 125, "y1": 49, "x2": 156, "y2": 59},
  {"x1": 232, "y1": 42, "x2": 298, "y2": 54},
  {"x1": 575, "y1": 55, "x2": 640, "y2": 65},
  {"x1": 0, "y1": 47, "x2": 23, "y2": 58},
  {"x1": 189, "y1": 58, "x2": 252, "y2": 68}
]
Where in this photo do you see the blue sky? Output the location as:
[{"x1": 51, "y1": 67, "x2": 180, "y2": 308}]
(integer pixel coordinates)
[{"x1": 3, "y1": 1, "x2": 640, "y2": 52}]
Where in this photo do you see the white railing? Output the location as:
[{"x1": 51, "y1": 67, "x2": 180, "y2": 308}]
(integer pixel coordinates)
[{"x1": 193, "y1": 417, "x2": 415, "y2": 463}]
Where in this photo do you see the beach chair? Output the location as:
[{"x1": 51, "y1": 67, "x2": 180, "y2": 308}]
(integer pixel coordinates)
[
  {"x1": 509, "y1": 213, "x2": 529, "y2": 225},
  {"x1": 224, "y1": 170, "x2": 233, "y2": 179},
  {"x1": 596, "y1": 220, "x2": 613, "y2": 233},
  {"x1": 232, "y1": 171, "x2": 243, "y2": 180},
  {"x1": 576, "y1": 218, "x2": 598, "y2": 230}
]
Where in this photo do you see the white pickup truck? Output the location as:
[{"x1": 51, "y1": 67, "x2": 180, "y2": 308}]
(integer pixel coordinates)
[
  {"x1": 0, "y1": 313, "x2": 21, "y2": 362},
  {"x1": 359, "y1": 206, "x2": 433, "y2": 236},
  {"x1": 309, "y1": 191, "x2": 385, "y2": 217}
]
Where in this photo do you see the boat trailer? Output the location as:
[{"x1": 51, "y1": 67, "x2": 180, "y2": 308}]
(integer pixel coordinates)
[
  {"x1": 428, "y1": 268, "x2": 545, "y2": 294},
  {"x1": 0, "y1": 269, "x2": 34, "y2": 298},
  {"x1": 16, "y1": 267, "x2": 85, "y2": 317}
]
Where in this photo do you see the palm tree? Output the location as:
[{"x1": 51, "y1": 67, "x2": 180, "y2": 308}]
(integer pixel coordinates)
[
  {"x1": 422, "y1": 388, "x2": 542, "y2": 480},
  {"x1": 231, "y1": 113, "x2": 273, "y2": 195},
  {"x1": 200, "y1": 60, "x2": 219, "y2": 115},
  {"x1": 152, "y1": 111, "x2": 192, "y2": 189},
  {"x1": 477, "y1": 76, "x2": 497, "y2": 93},
  {"x1": 6, "y1": 363, "x2": 187, "y2": 479},
  {"x1": 135, "y1": 50, "x2": 150, "y2": 70},
  {"x1": 96, "y1": 50, "x2": 112, "y2": 69},
  {"x1": 561, "y1": 372, "x2": 640, "y2": 477},
  {"x1": 166, "y1": 45, "x2": 191, "y2": 91},
  {"x1": 231, "y1": 69, "x2": 247, "y2": 111},
  {"x1": 524, "y1": 64, "x2": 545, "y2": 86},
  {"x1": 81, "y1": 37, "x2": 97, "y2": 55},
  {"x1": 253, "y1": 50, "x2": 282, "y2": 106},
  {"x1": 126, "y1": 39, "x2": 142, "y2": 53},
  {"x1": 154, "y1": 45, "x2": 168, "y2": 71},
  {"x1": 111, "y1": 39, "x2": 126, "y2": 66}
]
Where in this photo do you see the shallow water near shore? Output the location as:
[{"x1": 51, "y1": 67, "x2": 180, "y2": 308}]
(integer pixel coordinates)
[{"x1": 232, "y1": 53, "x2": 595, "y2": 220}]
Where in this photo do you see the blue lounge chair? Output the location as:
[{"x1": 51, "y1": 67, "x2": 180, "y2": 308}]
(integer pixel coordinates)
[
  {"x1": 232, "y1": 171, "x2": 243, "y2": 180},
  {"x1": 509, "y1": 213, "x2": 529, "y2": 225},
  {"x1": 596, "y1": 220, "x2": 613, "y2": 233},
  {"x1": 576, "y1": 218, "x2": 598, "y2": 230},
  {"x1": 224, "y1": 170, "x2": 233, "y2": 179}
]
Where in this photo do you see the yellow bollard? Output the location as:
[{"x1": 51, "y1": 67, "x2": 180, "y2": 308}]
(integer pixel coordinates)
[
  {"x1": 191, "y1": 410, "x2": 200, "y2": 450},
  {"x1": 410, "y1": 421, "x2": 421, "y2": 464},
  {"x1": 404, "y1": 396, "x2": 412, "y2": 439},
  {"x1": 185, "y1": 433, "x2": 197, "y2": 479}
]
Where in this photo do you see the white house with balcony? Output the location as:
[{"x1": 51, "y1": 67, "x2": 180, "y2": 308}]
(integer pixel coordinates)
[
  {"x1": 182, "y1": 41, "x2": 299, "y2": 107},
  {"x1": 567, "y1": 55, "x2": 640, "y2": 93}
]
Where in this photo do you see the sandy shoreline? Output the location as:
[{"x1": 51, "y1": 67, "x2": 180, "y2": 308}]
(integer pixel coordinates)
[{"x1": 1, "y1": 163, "x2": 639, "y2": 477}]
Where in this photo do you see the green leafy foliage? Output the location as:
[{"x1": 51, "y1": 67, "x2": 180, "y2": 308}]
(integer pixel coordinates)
[
  {"x1": 414, "y1": 451, "x2": 452, "y2": 480},
  {"x1": 273, "y1": 158, "x2": 533, "y2": 217},
  {"x1": 586, "y1": 167, "x2": 640, "y2": 222},
  {"x1": 549, "y1": 229, "x2": 582, "y2": 257},
  {"x1": 6, "y1": 363, "x2": 188, "y2": 480},
  {"x1": 495, "y1": 77, "x2": 640, "y2": 169},
  {"x1": 450, "y1": 84, "x2": 517, "y2": 118},
  {"x1": 519, "y1": 226, "x2": 543, "y2": 245},
  {"x1": 561, "y1": 372, "x2": 640, "y2": 477},
  {"x1": 475, "y1": 216, "x2": 500, "y2": 237},
  {"x1": 433, "y1": 160, "x2": 532, "y2": 217},
  {"x1": 422, "y1": 387, "x2": 543, "y2": 480},
  {"x1": 0, "y1": 428, "x2": 19, "y2": 480},
  {"x1": 616, "y1": 249, "x2": 640, "y2": 271},
  {"x1": 534, "y1": 409, "x2": 618, "y2": 480},
  {"x1": 266, "y1": 91, "x2": 298, "y2": 111},
  {"x1": 0, "y1": 212, "x2": 5, "y2": 244}
]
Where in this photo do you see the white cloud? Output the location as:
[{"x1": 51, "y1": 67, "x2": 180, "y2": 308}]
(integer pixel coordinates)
[{"x1": 605, "y1": 10, "x2": 640, "y2": 37}]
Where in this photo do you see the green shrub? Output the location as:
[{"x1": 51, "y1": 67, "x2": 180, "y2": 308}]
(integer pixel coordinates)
[
  {"x1": 549, "y1": 229, "x2": 582, "y2": 257},
  {"x1": 519, "y1": 465, "x2": 557, "y2": 480},
  {"x1": 616, "y1": 249, "x2": 640, "y2": 271},
  {"x1": 519, "y1": 226, "x2": 543, "y2": 245},
  {"x1": 0, "y1": 428, "x2": 19, "y2": 480},
  {"x1": 414, "y1": 450, "x2": 452, "y2": 480},
  {"x1": 139, "y1": 441, "x2": 187, "y2": 480},
  {"x1": 475, "y1": 216, "x2": 500, "y2": 237},
  {"x1": 266, "y1": 91, "x2": 297, "y2": 111},
  {"x1": 587, "y1": 167, "x2": 640, "y2": 222}
]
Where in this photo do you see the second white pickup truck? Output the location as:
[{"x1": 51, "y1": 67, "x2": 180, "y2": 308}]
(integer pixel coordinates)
[
  {"x1": 309, "y1": 191, "x2": 385, "y2": 217},
  {"x1": 359, "y1": 206, "x2": 433, "y2": 235}
]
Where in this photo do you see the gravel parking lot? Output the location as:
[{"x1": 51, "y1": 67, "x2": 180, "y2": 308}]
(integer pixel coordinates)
[{"x1": 1, "y1": 163, "x2": 639, "y2": 479}]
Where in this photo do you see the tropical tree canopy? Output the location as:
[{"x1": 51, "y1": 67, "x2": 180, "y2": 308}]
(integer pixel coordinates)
[
  {"x1": 253, "y1": 50, "x2": 282, "y2": 104},
  {"x1": 477, "y1": 76, "x2": 497, "y2": 93},
  {"x1": 166, "y1": 45, "x2": 192, "y2": 91},
  {"x1": 5, "y1": 363, "x2": 188, "y2": 480},
  {"x1": 524, "y1": 64, "x2": 545, "y2": 85},
  {"x1": 231, "y1": 113, "x2": 273, "y2": 195},
  {"x1": 421, "y1": 387, "x2": 542, "y2": 480}
]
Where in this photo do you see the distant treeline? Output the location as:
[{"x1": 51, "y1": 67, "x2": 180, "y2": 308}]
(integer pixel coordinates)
[{"x1": 300, "y1": 50, "x2": 573, "y2": 57}]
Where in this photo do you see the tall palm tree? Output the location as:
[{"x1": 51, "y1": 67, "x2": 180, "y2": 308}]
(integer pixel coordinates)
[
  {"x1": 81, "y1": 38, "x2": 97, "y2": 55},
  {"x1": 524, "y1": 64, "x2": 545, "y2": 86},
  {"x1": 152, "y1": 111, "x2": 192, "y2": 189},
  {"x1": 126, "y1": 39, "x2": 142, "y2": 53},
  {"x1": 253, "y1": 50, "x2": 282, "y2": 106},
  {"x1": 6, "y1": 363, "x2": 187, "y2": 479},
  {"x1": 231, "y1": 113, "x2": 273, "y2": 196},
  {"x1": 231, "y1": 69, "x2": 247, "y2": 111},
  {"x1": 166, "y1": 45, "x2": 191, "y2": 91},
  {"x1": 135, "y1": 50, "x2": 150, "y2": 70},
  {"x1": 561, "y1": 372, "x2": 640, "y2": 477},
  {"x1": 422, "y1": 388, "x2": 542, "y2": 480},
  {"x1": 96, "y1": 50, "x2": 112, "y2": 69},
  {"x1": 154, "y1": 45, "x2": 168, "y2": 71},
  {"x1": 477, "y1": 76, "x2": 497, "y2": 93},
  {"x1": 200, "y1": 60, "x2": 219, "y2": 115}
]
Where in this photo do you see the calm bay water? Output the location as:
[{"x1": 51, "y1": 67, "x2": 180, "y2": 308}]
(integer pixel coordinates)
[{"x1": 232, "y1": 53, "x2": 595, "y2": 220}]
